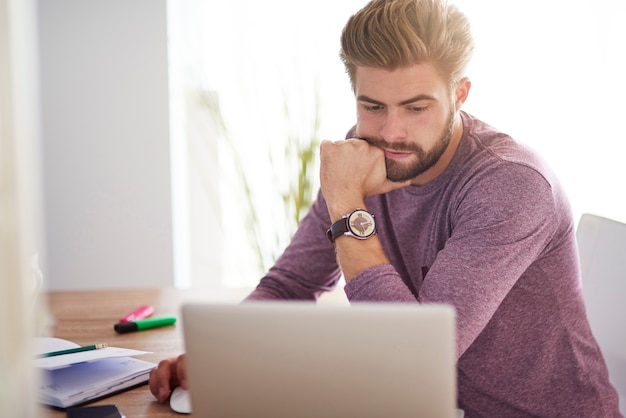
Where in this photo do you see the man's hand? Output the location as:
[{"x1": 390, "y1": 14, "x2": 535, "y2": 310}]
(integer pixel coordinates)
[
  {"x1": 149, "y1": 354, "x2": 187, "y2": 403},
  {"x1": 320, "y1": 138, "x2": 410, "y2": 220}
]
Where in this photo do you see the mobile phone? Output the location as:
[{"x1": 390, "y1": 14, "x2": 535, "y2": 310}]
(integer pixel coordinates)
[{"x1": 66, "y1": 404, "x2": 125, "y2": 418}]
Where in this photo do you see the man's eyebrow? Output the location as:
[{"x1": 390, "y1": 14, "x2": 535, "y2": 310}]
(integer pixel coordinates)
[
  {"x1": 357, "y1": 95, "x2": 385, "y2": 106},
  {"x1": 399, "y1": 94, "x2": 437, "y2": 106},
  {"x1": 357, "y1": 94, "x2": 437, "y2": 106}
]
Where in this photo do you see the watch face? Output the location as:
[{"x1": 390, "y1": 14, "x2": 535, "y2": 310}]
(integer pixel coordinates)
[{"x1": 347, "y1": 210, "x2": 376, "y2": 239}]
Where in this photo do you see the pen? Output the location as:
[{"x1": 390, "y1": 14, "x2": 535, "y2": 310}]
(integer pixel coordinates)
[
  {"x1": 113, "y1": 316, "x2": 177, "y2": 334},
  {"x1": 38, "y1": 343, "x2": 108, "y2": 358},
  {"x1": 119, "y1": 304, "x2": 155, "y2": 323}
]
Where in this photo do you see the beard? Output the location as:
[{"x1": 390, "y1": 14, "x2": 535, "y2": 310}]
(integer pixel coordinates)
[{"x1": 364, "y1": 109, "x2": 456, "y2": 183}]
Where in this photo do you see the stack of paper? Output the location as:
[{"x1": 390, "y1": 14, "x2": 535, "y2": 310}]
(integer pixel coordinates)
[{"x1": 35, "y1": 337, "x2": 156, "y2": 409}]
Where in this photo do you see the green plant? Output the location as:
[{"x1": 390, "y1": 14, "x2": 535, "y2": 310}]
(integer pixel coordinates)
[
  {"x1": 197, "y1": 86, "x2": 321, "y2": 273},
  {"x1": 280, "y1": 83, "x2": 321, "y2": 231}
]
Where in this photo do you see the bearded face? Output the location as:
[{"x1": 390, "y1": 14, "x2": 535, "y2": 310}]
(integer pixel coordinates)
[{"x1": 364, "y1": 107, "x2": 455, "y2": 182}]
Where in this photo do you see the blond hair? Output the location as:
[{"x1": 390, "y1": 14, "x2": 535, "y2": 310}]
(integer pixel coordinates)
[{"x1": 340, "y1": 0, "x2": 474, "y2": 89}]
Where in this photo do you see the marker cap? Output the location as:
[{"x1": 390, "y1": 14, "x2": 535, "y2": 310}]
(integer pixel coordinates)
[
  {"x1": 119, "y1": 305, "x2": 155, "y2": 323},
  {"x1": 114, "y1": 316, "x2": 177, "y2": 334}
]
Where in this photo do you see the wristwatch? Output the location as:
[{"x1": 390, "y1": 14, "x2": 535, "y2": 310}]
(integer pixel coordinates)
[{"x1": 326, "y1": 209, "x2": 376, "y2": 243}]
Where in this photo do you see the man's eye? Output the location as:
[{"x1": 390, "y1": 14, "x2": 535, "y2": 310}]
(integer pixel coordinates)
[
  {"x1": 364, "y1": 105, "x2": 383, "y2": 112},
  {"x1": 410, "y1": 106, "x2": 427, "y2": 113}
]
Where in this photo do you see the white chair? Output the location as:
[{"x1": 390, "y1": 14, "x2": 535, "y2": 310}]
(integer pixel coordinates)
[{"x1": 577, "y1": 213, "x2": 626, "y2": 415}]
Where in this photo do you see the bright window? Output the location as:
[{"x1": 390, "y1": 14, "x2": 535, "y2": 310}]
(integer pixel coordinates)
[{"x1": 168, "y1": 0, "x2": 626, "y2": 287}]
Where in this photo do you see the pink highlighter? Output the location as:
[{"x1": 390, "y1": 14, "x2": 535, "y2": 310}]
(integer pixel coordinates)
[{"x1": 119, "y1": 305, "x2": 155, "y2": 323}]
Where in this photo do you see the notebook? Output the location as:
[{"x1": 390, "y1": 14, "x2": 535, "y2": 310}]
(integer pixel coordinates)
[
  {"x1": 34, "y1": 337, "x2": 155, "y2": 408},
  {"x1": 182, "y1": 301, "x2": 458, "y2": 418}
]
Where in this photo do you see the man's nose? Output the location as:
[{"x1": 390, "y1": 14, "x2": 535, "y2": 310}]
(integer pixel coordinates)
[{"x1": 379, "y1": 109, "x2": 407, "y2": 143}]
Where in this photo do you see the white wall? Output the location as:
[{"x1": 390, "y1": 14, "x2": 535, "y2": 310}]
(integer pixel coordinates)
[{"x1": 38, "y1": 0, "x2": 174, "y2": 290}]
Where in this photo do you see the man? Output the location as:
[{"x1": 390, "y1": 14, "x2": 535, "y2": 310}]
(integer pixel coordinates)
[{"x1": 150, "y1": 0, "x2": 621, "y2": 416}]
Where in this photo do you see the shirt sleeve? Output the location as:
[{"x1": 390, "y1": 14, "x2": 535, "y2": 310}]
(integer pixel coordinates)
[{"x1": 245, "y1": 190, "x2": 343, "y2": 301}]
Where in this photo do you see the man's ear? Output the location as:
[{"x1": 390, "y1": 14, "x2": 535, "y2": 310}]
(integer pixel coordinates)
[{"x1": 454, "y1": 77, "x2": 471, "y2": 109}]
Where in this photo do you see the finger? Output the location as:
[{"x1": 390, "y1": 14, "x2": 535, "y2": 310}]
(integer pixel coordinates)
[
  {"x1": 154, "y1": 359, "x2": 174, "y2": 402},
  {"x1": 149, "y1": 368, "x2": 160, "y2": 399},
  {"x1": 176, "y1": 354, "x2": 188, "y2": 390},
  {"x1": 149, "y1": 366, "x2": 170, "y2": 402}
]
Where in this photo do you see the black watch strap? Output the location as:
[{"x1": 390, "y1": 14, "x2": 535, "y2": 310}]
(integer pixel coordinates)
[{"x1": 327, "y1": 217, "x2": 349, "y2": 242}]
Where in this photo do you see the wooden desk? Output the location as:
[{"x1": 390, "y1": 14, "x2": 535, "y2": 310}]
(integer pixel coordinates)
[{"x1": 39, "y1": 287, "x2": 252, "y2": 418}]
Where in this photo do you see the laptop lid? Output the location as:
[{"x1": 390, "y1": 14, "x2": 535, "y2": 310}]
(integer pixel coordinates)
[{"x1": 182, "y1": 302, "x2": 457, "y2": 418}]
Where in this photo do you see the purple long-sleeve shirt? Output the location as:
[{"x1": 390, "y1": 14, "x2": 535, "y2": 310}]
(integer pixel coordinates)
[{"x1": 247, "y1": 112, "x2": 621, "y2": 417}]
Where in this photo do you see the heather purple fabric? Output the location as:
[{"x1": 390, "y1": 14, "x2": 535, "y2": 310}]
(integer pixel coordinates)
[{"x1": 246, "y1": 112, "x2": 621, "y2": 417}]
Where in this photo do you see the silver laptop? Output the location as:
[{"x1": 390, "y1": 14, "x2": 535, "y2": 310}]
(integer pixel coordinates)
[{"x1": 182, "y1": 302, "x2": 457, "y2": 418}]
